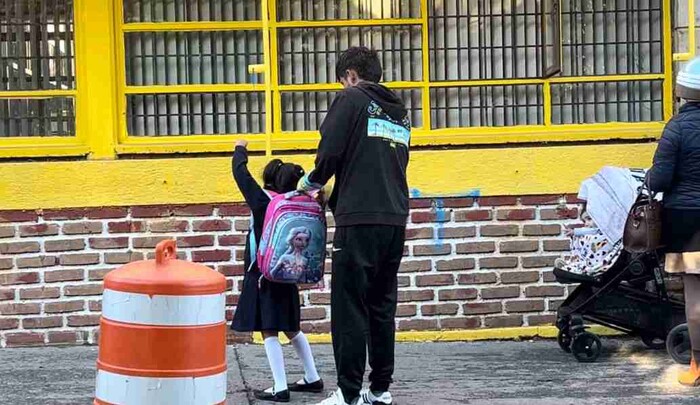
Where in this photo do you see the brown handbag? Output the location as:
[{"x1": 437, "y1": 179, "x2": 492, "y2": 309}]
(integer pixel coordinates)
[{"x1": 623, "y1": 179, "x2": 663, "y2": 253}]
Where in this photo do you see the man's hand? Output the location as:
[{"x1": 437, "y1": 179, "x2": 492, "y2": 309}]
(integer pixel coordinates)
[
  {"x1": 235, "y1": 139, "x2": 248, "y2": 149},
  {"x1": 297, "y1": 175, "x2": 327, "y2": 205},
  {"x1": 310, "y1": 188, "x2": 328, "y2": 206}
]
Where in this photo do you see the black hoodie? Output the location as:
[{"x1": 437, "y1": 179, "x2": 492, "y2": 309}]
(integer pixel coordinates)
[{"x1": 300, "y1": 82, "x2": 410, "y2": 227}]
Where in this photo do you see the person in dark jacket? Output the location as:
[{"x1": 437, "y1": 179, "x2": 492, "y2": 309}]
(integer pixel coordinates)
[
  {"x1": 299, "y1": 47, "x2": 409, "y2": 405},
  {"x1": 648, "y1": 58, "x2": 700, "y2": 387},
  {"x1": 231, "y1": 140, "x2": 324, "y2": 402}
]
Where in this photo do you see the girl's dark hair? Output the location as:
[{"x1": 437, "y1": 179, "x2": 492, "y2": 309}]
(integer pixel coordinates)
[{"x1": 263, "y1": 159, "x2": 305, "y2": 194}]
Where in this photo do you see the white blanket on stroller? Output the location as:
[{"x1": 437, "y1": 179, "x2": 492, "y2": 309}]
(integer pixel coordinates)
[{"x1": 578, "y1": 167, "x2": 647, "y2": 244}]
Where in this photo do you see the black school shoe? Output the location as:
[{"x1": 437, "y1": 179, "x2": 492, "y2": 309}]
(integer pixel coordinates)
[
  {"x1": 253, "y1": 388, "x2": 291, "y2": 403},
  {"x1": 288, "y1": 378, "x2": 325, "y2": 393}
]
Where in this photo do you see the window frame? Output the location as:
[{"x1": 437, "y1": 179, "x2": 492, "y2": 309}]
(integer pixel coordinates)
[
  {"x1": 541, "y1": 0, "x2": 562, "y2": 79},
  {"x1": 0, "y1": 0, "x2": 88, "y2": 158}
]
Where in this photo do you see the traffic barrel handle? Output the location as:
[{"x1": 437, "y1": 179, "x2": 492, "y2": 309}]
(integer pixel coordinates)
[{"x1": 155, "y1": 239, "x2": 177, "y2": 265}]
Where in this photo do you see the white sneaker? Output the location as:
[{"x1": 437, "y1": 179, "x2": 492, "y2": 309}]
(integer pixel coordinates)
[
  {"x1": 359, "y1": 388, "x2": 393, "y2": 404},
  {"x1": 314, "y1": 388, "x2": 352, "y2": 405}
]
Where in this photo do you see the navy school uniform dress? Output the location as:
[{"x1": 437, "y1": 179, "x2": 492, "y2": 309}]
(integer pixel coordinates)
[{"x1": 231, "y1": 146, "x2": 301, "y2": 333}]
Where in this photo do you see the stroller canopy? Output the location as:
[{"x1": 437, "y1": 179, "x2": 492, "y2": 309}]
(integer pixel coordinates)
[{"x1": 578, "y1": 167, "x2": 647, "y2": 244}]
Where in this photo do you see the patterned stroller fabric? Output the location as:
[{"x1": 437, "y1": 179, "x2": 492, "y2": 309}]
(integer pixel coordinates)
[
  {"x1": 560, "y1": 227, "x2": 623, "y2": 276},
  {"x1": 558, "y1": 167, "x2": 647, "y2": 277}
]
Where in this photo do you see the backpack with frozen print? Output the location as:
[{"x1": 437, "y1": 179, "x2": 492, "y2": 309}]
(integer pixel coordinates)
[{"x1": 254, "y1": 191, "x2": 327, "y2": 284}]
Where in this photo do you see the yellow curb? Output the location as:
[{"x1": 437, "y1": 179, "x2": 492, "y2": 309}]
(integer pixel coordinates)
[{"x1": 251, "y1": 325, "x2": 623, "y2": 345}]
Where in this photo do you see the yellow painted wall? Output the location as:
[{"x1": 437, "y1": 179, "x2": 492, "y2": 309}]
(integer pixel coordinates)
[{"x1": 0, "y1": 143, "x2": 656, "y2": 210}]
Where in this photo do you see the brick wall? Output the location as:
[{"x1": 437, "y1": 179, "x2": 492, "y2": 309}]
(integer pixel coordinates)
[{"x1": 0, "y1": 196, "x2": 580, "y2": 348}]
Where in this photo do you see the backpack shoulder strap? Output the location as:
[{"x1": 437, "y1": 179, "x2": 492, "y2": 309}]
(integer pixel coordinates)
[
  {"x1": 247, "y1": 214, "x2": 257, "y2": 272},
  {"x1": 247, "y1": 190, "x2": 278, "y2": 271}
]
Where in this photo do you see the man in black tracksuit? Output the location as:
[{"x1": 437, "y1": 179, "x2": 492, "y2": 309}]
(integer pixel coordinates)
[{"x1": 299, "y1": 47, "x2": 409, "y2": 405}]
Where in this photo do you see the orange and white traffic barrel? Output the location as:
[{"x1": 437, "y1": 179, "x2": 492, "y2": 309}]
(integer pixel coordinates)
[{"x1": 94, "y1": 240, "x2": 228, "y2": 405}]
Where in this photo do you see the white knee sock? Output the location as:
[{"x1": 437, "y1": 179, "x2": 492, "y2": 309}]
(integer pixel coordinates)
[
  {"x1": 264, "y1": 336, "x2": 288, "y2": 393},
  {"x1": 291, "y1": 332, "x2": 321, "y2": 383}
]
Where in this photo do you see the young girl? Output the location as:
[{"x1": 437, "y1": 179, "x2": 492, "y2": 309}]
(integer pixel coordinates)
[{"x1": 231, "y1": 140, "x2": 324, "y2": 402}]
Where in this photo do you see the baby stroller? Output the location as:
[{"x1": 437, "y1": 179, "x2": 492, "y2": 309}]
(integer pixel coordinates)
[
  {"x1": 553, "y1": 167, "x2": 689, "y2": 363},
  {"x1": 554, "y1": 250, "x2": 687, "y2": 363}
]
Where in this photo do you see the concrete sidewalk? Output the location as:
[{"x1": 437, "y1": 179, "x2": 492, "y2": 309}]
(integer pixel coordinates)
[{"x1": 0, "y1": 339, "x2": 698, "y2": 405}]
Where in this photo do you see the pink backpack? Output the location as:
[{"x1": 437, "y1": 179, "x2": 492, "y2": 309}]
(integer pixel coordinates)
[{"x1": 256, "y1": 192, "x2": 327, "y2": 284}]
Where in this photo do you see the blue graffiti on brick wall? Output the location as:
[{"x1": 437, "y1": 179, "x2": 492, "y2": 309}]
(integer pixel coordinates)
[
  {"x1": 433, "y1": 198, "x2": 445, "y2": 248},
  {"x1": 410, "y1": 188, "x2": 481, "y2": 199},
  {"x1": 410, "y1": 188, "x2": 482, "y2": 247}
]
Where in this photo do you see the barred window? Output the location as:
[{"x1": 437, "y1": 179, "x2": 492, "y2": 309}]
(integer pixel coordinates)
[
  {"x1": 282, "y1": 89, "x2": 422, "y2": 132},
  {"x1": 127, "y1": 93, "x2": 265, "y2": 136},
  {"x1": 557, "y1": 0, "x2": 664, "y2": 124},
  {"x1": 277, "y1": 0, "x2": 420, "y2": 20},
  {"x1": 278, "y1": 26, "x2": 423, "y2": 85},
  {"x1": 276, "y1": 1, "x2": 422, "y2": 132},
  {"x1": 432, "y1": 86, "x2": 543, "y2": 128},
  {"x1": 561, "y1": 0, "x2": 663, "y2": 77},
  {"x1": 552, "y1": 81, "x2": 664, "y2": 124},
  {"x1": 0, "y1": 0, "x2": 75, "y2": 137},
  {"x1": 125, "y1": 31, "x2": 263, "y2": 86},
  {"x1": 123, "y1": 0, "x2": 260, "y2": 23},
  {"x1": 123, "y1": 1, "x2": 264, "y2": 136},
  {"x1": 428, "y1": 0, "x2": 549, "y2": 128},
  {"x1": 429, "y1": 0, "x2": 545, "y2": 82},
  {"x1": 428, "y1": 0, "x2": 664, "y2": 128},
  {"x1": 119, "y1": 0, "x2": 669, "y2": 143}
]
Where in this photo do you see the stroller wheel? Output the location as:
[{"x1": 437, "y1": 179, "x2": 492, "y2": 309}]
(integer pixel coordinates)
[
  {"x1": 628, "y1": 260, "x2": 645, "y2": 277},
  {"x1": 557, "y1": 328, "x2": 572, "y2": 353},
  {"x1": 641, "y1": 334, "x2": 666, "y2": 350},
  {"x1": 667, "y1": 324, "x2": 692, "y2": 365},
  {"x1": 572, "y1": 332, "x2": 602, "y2": 363}
]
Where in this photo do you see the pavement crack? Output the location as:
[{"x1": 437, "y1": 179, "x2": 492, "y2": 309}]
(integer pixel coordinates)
[{"x1": 234, "y1": 344, "x2": 255, "y2": 405}]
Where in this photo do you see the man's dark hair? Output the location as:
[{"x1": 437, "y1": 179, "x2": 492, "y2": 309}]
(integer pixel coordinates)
[{"x1": 335, "y1": 46, "x2": 383, "y2": 83}]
